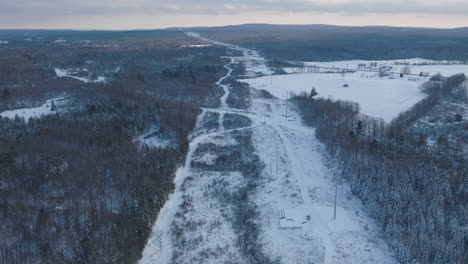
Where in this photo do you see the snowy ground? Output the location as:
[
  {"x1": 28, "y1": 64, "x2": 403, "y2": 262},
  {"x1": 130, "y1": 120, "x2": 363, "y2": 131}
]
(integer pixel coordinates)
[
  {"x1": 54, "y1": 68, "x2": 107, "y2": 83},
  {"x1": 135, "y1": 131, "x2": 172, "y2": 149},
  {"x1": 0, "y1": 97, "x2": 66, "y2": 121},
  {"x1": 240, "y1": 58, "x2": 468, "y2": 122},
  {"x1": 140, "y1": 33, "x2": 398, "y2": 264},
  {"x1": 240, "y1": 72, "x2": 426, "y2": 122},
  {"x1": 286, "y1": 58, "x2": 468, "y2": 77},
  {"x1": 250, "y1": 96, "x2": 396, "y2": 263},
  {"x1": 183, "y1": 44, "x2": 213, "y2": 48}
]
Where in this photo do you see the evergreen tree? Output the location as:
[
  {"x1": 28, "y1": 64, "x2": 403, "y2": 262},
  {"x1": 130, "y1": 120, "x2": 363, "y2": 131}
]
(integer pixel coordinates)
[
  {"x1": 356, "y1": 120, "x2": 363, "y2": 136},
  {"x1": 1, "y1": 87, "x2": 10, "y2": 101},
  {"x1": 50, "y1": 100, "x2": 57, "y2": 111},
  {"x1": 309, "y1": 87, "x2": 318, "y2": 99}
]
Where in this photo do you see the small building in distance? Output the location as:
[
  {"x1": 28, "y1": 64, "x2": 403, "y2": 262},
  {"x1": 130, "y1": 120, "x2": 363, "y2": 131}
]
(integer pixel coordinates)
[{"x1": 357, "y1": 63, "x2": 367, "y2": 69}]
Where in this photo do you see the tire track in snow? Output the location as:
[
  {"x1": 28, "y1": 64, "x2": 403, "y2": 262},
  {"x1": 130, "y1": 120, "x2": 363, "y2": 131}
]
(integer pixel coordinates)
[
  {"x1": 140, "y1": 55, "x2": 238, "y2": 264},
  {"x1": 141, "y1": 32, "x2": 397, "y2": 264}
]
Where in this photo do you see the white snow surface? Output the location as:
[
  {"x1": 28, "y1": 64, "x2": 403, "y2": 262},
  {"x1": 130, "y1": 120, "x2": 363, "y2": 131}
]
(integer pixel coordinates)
[
  {"x1": 250, "y1": 98, "x2": 396, "y2": 263},
  {"x1": 54, "y1": 68, "x2": 107, "y2": 83},
  {"x1": 286, "y1": 58, "x2": 468, "y2": 77},
  {"x1": 184, "y1": 44, "x2": 212, "y2": 48},
  {"x1": 248, "y1": 58, "x2": 468, "y2": 122},
  {"x1": 140, "y1": 33, "x2": 398, "y2": 264},
  {"x1": 0, "y1": 97, "x2": 65, "y2": 121},
  {"x1": 241, "y1": 72, "x2": 427, "y2": 122},
  {"x1": 185, "y1": 32, "x2": 273, "y2": 78},
  {"x1": 135, "y1": 133, "x2": 171, "y2": 149}
]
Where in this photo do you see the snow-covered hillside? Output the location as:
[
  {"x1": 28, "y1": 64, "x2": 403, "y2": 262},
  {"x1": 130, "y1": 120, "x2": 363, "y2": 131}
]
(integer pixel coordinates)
[{"x1": 0, "y1": 97, "x2": 66, "y2": 121}]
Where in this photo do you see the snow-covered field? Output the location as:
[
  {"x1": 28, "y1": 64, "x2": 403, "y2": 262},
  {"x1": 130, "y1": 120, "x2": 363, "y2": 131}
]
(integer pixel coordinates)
[
  {"x1": 54, "y1": 68, "x2": 107, "y2": 83},
  {"x1": 287, "y1": 58, "x2": 468, "y2": 77},
  {"x1": 0, "y1": 97, "x2": 66, "y2": 121},
  {"x1": 241, "y1": 58, "x2": 468, "y2": 122},
  {"x1": 185, "y1": 32, "x2": 272, "y2": 78},
  {"x1": 241, "y1": 72, "x2": 426, "y2": 122},
  {"x1": 140, "y1": 33, "x2": 398, "y2": 264}
]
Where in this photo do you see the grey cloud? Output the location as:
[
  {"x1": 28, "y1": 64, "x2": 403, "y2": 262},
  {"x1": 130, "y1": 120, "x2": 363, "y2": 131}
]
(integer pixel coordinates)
[
  {"x1": 1, "y1": 0, "x2": 468, "y2": 16},
  {"x1": 1, "y1": 0, "x2": 468, "y2": 29}
]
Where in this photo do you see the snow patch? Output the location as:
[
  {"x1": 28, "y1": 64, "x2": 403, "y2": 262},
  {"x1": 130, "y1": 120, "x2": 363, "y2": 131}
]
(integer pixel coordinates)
[
  {"x1": 0, "y1": 97, "x2": 66, "y2": 121},
  {"x1": 135, "y1": 132, "x2": 172, "y2": 149},
  {"x1": 193, "y1": 152, "x2": 218, "y2": 165},
  {"x1": 286, "y1": 58, "x2": 468, "y2": 77},
  {"x1": 54, "y1": 68, "x2": 107, "y2": 83},
  {"x1": 184, "y1": 44, "x2": 213, "y2": 48}
]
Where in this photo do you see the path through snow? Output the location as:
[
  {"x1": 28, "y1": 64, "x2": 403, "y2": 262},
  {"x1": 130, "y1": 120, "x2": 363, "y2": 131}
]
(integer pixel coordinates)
[{"x1": 140, "y1": 33, "x2": 398, "y2": 264}]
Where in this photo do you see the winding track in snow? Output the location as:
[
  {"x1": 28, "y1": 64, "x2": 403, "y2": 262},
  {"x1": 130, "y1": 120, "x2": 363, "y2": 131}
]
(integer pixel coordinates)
[
  {"x1": 140, "y1": 42, "x2": 241, "y2": 264},
  {"x1": 140, "y1": 32, "x2": 398, "y2": 264}
]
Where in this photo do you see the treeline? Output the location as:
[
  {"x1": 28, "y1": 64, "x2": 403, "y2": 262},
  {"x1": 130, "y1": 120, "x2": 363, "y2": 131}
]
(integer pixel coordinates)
[
  {"x1": 293, "y1": 74, "x2": 467, "y2": 263},
  {"x1": 388, "y1": 74, "x2": 467, "y2": 138},
  {"x1": 0, "y1": 32, "x2": 226, "y2": 263},
  {"x1": 199, "y1": 24, "x2": 468, "y2": 61}
]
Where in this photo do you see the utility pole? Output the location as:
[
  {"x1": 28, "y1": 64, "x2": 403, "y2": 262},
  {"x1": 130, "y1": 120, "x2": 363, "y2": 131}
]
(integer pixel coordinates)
[
  {"x1": 333, "y1": 178, "x2": 338, "y2": 220},
  {"x1": 276, "y1": 145, "x2": 279, "y2": 176},
  {"x1": 270, "y1": 155, "x2": 272, "y2": 175}
]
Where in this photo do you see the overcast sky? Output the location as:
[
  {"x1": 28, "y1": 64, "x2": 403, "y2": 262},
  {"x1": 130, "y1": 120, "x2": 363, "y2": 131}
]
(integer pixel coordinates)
[{"x1": 1, "y1": 0, "x2": 467, "y2": 29}]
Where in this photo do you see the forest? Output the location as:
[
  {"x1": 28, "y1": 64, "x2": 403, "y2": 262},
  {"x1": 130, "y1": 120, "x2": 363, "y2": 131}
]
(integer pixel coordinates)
[
  {"x1": 197, "y1": 24, "x2": 468, "y2": 62},
  {"x1": 0, "y1": 30, "x2": 227, "y2": 263},
  {"x1": 293, "y1": 73, "x2": 467, "y2": 264}
]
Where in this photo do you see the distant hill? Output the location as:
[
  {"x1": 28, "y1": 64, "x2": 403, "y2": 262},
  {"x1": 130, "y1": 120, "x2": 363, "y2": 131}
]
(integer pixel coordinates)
[
  {"x1": 190, "y1": 24, "x2": 468, "y2": 61},
  {"x1": 2, "y1": 24, "x2": 468, "y2": 61}
]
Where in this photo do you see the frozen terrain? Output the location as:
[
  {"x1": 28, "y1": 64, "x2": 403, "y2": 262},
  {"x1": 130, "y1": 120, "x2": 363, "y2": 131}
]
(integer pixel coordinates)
[
  {"x1": 246, "y1": 58, "x2": 468, "y2": 122},
  {"x1": 286, "y1": 58, "x2": 468, "y2": 77},
  {"x1": 0, "y1": 97, "x2": 65, "y2": 121},
  {"x1": 241, "y1": 72, "x2": 426, "y2": 122},
  {"x1": 184, "y1": 44, "x2": 213, "y2": 48},
  {"x1": 140, "y1": 33, "x2": 398, "y2": 263},
  {"x1": 54, "y1": 68, "x2": 107, "y2": 83},
  {"x1": 135, "y1": 131, "x2": 172, "y2": 149}
]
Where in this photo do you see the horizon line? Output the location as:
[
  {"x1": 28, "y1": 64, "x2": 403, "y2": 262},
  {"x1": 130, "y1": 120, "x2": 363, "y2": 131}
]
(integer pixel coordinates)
[{"x1": 1, "y1": 23, "x2": 467, "y2": 32}]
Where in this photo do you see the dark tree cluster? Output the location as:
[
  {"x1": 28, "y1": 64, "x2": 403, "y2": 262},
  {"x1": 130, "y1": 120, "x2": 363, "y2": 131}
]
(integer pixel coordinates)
[
  {"x1": 293, "y1": 73, "x2": 467, "y2": 264},
  {"x1": 0, "y1": 106, "x2": 186, "y2": 263},
  {"x1": 199, "y1": 24, "x2": 468, "y2": 61},
  {"x1": 0, "y1": 31, "x2": 227, "y2": 263}
]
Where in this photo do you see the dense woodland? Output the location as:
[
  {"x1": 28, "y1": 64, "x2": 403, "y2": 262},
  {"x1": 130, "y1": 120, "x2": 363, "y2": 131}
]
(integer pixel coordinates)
[
  {"x1": 1, "y1": 27, "x2": 468, "y2": 263},
  {"x1": 198, "y1": 24, "x2": 468, "y2": 62},
  {"x1": 0, "y1": 30, "x2": 227, "y2": 263},
  {"x1": 293, "y1": 74, "x2": 467, "y2": 264}
]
